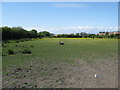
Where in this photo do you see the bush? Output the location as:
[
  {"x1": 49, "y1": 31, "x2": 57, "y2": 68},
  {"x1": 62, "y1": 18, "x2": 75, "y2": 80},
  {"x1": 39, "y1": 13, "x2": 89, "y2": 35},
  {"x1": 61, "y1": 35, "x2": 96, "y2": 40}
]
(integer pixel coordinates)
[
  {"x1": 22, "y1": 48, "x2": 32, "y2": 54},
  {"x1": 2, "y1": 54, "x2": 6, "y2": 56},
  {"x1": 2, "y1": 44, "x2": 4, "y2": 47},
  {"x1": 8, "y1": 49, "x2": 14, "y2": 55},
  {"x1": 25, "y1": 38, "x2": 31, "y2": 41},
  {"x1": 15, "y1": 45, "x2": 18, "y2": 47},
  {"x1": 31, "y1": 45, "x2": 34, "y2": 47},
  {"x1": 3, "y1": 40, "x2": 10, "y2": 44},
  {"x1": 20, "y1": 39, "x2": 25, "y2": 42},
  {"x1": 15, "y1": 40, "x2": 19, "y2": 43}
]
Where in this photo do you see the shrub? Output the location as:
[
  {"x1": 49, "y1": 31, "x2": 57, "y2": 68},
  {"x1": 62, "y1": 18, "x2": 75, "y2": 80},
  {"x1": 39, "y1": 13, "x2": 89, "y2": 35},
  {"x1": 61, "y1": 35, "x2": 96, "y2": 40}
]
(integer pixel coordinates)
[
  {"x1": 2, "y1": 54, "x2": 6, "y2": 56},
  {"x1": 3, "y1": 40, "x2": 10, "y2": 44},
  {"x1": 22, "y1": 48, "x2": 32, "y2": 54},
  {"x1": 31, "y1": 45, "x2": 34, "y2": 47},
  {"x1": 8, "y1": 49, "x2": 14, "y2": 55},
  {"x1": 15, "y1": 45, "x2": 18, "y2": 47},
  {"x1": 2, "y1": 44, "x2": 4, "y2": 47},
  {"x1": 15, "y1": 40, "x2": 19, "y2": 43},
  {"x1": 20, "y1": 39, "x2": 25, "y2": 42}
]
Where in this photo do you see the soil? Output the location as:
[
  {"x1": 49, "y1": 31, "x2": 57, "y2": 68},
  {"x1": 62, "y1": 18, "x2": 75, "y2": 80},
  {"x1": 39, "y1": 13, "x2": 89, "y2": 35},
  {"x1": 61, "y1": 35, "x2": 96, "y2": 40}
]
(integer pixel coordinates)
[{"x1": 2, "y1": 58, "x2": 118, "y2": 88}]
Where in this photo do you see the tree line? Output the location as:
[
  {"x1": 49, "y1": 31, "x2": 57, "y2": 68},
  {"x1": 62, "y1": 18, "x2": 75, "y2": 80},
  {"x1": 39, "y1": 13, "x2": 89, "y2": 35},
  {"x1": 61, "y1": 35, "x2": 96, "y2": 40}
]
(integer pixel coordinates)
[
  {"x1": 1, "y1": 26, "x2": 120, "y2": 41},
  {"x1": 54, "y1": 33, "x2": 120, "y2": 39},
  {"x1": 1, "y1": 26, "x2": 52, "y2": 40}
]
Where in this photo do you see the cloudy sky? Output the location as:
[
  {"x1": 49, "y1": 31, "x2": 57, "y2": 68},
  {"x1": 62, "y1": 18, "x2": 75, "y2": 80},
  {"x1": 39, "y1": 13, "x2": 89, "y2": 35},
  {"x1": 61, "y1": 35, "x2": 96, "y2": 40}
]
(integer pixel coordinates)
[{"x1": 2, "y1": 2, "x2": 118, "y2": 34}]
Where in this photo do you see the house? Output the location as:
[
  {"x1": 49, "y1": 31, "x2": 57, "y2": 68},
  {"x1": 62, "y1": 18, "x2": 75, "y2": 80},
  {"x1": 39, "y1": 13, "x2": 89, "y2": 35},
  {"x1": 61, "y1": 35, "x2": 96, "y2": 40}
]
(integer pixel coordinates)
[
  {"x1": 113, "y1": 31, "x2": 120, "y2": 34},
  {"x1": 108, "y1": 31, "x2": 120, "y2": 35},
  {"x1": 98, "y1": 31, "x2": 120, "y2": 36},
  {"x1": 108, "y1": 32, "x2": 114, "y2": 35}
]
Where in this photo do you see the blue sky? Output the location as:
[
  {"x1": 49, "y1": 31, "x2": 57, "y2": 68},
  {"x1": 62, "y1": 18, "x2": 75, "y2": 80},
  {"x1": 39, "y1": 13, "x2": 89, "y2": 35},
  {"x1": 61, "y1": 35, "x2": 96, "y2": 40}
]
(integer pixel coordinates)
[{"x1": 2, "y1": 2, "x2": 118, "y2": 34}]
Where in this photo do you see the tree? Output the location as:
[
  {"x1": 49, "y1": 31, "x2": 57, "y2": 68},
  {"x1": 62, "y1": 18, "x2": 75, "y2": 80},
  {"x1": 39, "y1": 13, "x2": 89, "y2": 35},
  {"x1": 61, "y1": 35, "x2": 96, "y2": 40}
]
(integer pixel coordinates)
[
  {"x1": 2, "y1": 26, "x2": 12, "y2": 40},
  {"x1": 11, "y1": 27, "x2": 28, "y2": 39},
  {"x1": 42, "y1": 31, "x2": 50, "y2": 37},
  {"x1": 29, "y1": 29, "x2": 37, "y2": 38},
  {"x1": 2, "y1": 26, "x2": 52, "y2": 40}
]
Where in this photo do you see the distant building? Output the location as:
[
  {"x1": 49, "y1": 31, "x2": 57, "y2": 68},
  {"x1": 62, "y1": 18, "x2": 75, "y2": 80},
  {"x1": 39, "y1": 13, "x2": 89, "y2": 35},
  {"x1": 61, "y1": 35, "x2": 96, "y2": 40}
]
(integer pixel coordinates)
[
  {"x1": 98, "y1": 31, "x2": 120, "y2": 35},
  {"x1": 80, "y1": 32, "x2": 88, "y2": 37},
  {"x1": 108, "y1": 32, "x2": 114, "y2": 35},
  {"x1": 53, "y1": 34, "x2": 58, "y2": 37},
  {"x1": 113, "y1": 31, "x2": 120, "y2": 34},
  {"x1": 108, "y1": 31, "x2": 120, "y2": 35}
]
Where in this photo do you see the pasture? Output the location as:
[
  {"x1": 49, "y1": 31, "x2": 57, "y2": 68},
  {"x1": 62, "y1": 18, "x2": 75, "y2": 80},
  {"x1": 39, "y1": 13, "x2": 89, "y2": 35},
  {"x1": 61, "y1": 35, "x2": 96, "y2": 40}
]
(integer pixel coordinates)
[{"x1": 2, "y1": 38, "x2": 118, "y2": 88}]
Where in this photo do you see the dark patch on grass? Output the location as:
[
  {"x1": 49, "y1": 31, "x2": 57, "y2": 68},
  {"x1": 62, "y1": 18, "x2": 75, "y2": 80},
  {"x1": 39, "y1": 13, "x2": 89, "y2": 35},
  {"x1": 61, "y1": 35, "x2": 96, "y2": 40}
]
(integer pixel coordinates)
[
  {"x1": 3, "y1": 40, "x2": 11, "y2": 44},
  {"x1": 2, "y1": 44, "x2": 8, "y2": 47},
  {"x1": 15, "y1": 45, "x2": 18, "y2": 47},
  {"x1": 31, "y1": 45, "x2": 34, "y2": 47},
  {"x1": 8, "y1": 49, "x2": 14, "y2": 55},
  {"x1": 2, "y1": 44, "x2": 4, "y2": 47},
  {"x1": 15, "y1": 40, "x2": 19, "y2": 43},
  {"x1": 2, "y1": 54, "x2": 6, "y2": 56},
  {"x1": 22, "y1": 48, "x2": 32, "y2": 54}
]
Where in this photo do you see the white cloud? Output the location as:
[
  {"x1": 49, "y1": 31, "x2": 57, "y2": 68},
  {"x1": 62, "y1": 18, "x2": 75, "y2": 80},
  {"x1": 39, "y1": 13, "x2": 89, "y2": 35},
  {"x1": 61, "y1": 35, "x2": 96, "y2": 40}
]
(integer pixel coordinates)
[
  {"x1": 22, "y1": 27, "x2": 38, "y2": 31},
  {"x1": 54, "y1": 3, "x2": 89, "y2": 8},
  {"x1": 22, "y1": 26, "x2": 118, "y2": 34},
  {"x1": 23, "y1": 26, "x2": 49, "y2": 32},
  {"x1": 44, "y1": 26, "x2": 118, "y2": 34},
  {"x1": 78, "y1": 26, "x2": 93, "y2": 29}
]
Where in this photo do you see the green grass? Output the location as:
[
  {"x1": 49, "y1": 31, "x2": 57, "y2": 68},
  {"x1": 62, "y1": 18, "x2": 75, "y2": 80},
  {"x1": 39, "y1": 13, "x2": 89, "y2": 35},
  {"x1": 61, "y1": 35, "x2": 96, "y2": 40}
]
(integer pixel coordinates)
[{"x1": 2, "y1": 38, "x2": 118, "y2": 73}]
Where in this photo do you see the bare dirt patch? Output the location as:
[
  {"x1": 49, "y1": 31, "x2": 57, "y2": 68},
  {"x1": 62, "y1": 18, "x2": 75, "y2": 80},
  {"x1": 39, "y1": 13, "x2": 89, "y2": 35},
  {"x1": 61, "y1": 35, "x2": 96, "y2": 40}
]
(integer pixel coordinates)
[{"x1": 3, "y1": 57, "x2": 118, "y2": 88}]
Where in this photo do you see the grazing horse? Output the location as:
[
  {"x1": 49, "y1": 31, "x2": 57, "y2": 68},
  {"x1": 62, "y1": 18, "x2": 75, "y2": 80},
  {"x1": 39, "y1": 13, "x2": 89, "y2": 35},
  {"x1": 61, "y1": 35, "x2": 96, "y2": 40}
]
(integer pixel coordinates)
[{"x1": 59, "y1": 41, "x2": 64, "y2": 45}]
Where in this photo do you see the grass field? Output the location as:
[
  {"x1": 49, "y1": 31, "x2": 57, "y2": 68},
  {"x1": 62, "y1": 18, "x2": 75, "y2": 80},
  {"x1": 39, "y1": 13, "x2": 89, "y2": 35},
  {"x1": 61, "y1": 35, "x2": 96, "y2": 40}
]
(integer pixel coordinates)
[{"x1": 2, "y1": 38, "x2": 118, "y2": 88}]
